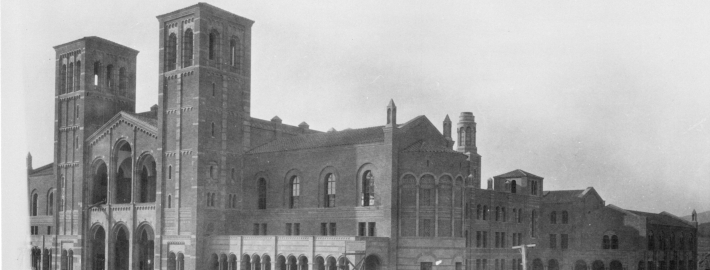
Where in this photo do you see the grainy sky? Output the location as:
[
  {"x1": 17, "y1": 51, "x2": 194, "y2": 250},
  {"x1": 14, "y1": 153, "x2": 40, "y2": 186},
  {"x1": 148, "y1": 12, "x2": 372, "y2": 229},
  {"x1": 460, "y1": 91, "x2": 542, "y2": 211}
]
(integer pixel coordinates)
[{"x1": 3, "y1": 0, "x2": 710, "y2": 267}]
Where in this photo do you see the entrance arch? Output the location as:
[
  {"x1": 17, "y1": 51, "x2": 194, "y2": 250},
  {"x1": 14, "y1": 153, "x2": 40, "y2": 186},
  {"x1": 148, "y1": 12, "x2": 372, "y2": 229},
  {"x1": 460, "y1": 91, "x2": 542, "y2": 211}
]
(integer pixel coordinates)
[
  {"x1": 135, "y1": 224, "x2": 154, "y2": 270},
  {"x1": 90, "y1": 226, "x2": 106, "y2": 270},
  {"x1": 114, "y1": 225, "x2": 130, "y2": 270},
  {"x1": 575, "y1": 261, "x2": 588, "y2": 270},
  {"x1": 136, "y1": 154, "x2": 156, "y2": 203},
  {"x1": 114, "y1": 141, "x2": 132, "y2": 204},
  {"x1": 532, "y1": 259, "x2": 544, "y2": 270},
  {"x1": 363, "y1": 255, "x2": 381, "y2": 270},
  {"x1": 610, "y1": 261, "x2": 623, "y2": 270},
  {"x1": 592, "y1": 261, "x2": 605, "y2": 270},
  {"x1": 92, "y1": 161, "x2": 108, "y2": 204}
]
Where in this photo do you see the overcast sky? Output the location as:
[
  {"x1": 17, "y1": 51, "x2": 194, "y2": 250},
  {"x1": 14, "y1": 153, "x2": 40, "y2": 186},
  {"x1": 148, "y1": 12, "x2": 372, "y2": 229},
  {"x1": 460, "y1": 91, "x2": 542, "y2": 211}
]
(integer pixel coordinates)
[{"x1": 3, "y1": 0, "x2": 710, "y2": 266}]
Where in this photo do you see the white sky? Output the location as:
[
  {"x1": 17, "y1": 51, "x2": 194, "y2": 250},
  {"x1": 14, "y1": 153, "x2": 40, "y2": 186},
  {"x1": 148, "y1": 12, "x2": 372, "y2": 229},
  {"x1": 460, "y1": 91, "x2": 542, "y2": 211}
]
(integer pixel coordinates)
[{"x1": 3, "y1": 0, "x2": 710, "y2": 267}]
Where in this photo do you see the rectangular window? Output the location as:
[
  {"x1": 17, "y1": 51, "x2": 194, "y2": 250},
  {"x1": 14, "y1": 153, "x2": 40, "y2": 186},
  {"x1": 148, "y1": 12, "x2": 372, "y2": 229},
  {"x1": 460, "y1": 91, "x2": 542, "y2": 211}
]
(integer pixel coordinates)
[
  {"x1": 286, "y1": 223, "x2": 292, "y2": 235},
  {"x1": 293, "y1": 223, "x2": 300, "y2": 235},
  {"x1": 502, "y1": 232, "x2": 506, "y2": 247},
  {"x1": 330, "y1": 223, "x2": 337, "y2": 236},
  {"x1": 368, "y1": 222, "x2": 375, "y2": 236},
  {"x1": 421, "y1": 219, "x2": 432, "y2": 237},
  {"x1": 421, "y1": 262, "x2": 433, "y2": 270},
  {"x1": 495, "y1": 232, "x2": 500, "y2": 248},
  {"x1": 253, "y1": 224, "x2": 260, "y2": 235},
  {"x1": 261, "y1": 223, "x2": 267, "y2": 235},
  {"x1": 561, "y1": 234, "x2": 569, "y2": 249},
  {"x1": 358, "y1": 222, "x2": 366, "y2": 236},
  {"x1": 321, "y1": 223, "x2": 328, "y2": 236},
  {"x1": 483, "y1": 231, "x2": 488, "y2": 248},
  {"x1": 47, "y1": 226, "x2": 52, "y2": 235},
  {"x1": 476, "y1": 259, "x2": 481, "y2": 270},
  {"x1": 549, "y1": 234, "x2": 557, "y2": 249}
]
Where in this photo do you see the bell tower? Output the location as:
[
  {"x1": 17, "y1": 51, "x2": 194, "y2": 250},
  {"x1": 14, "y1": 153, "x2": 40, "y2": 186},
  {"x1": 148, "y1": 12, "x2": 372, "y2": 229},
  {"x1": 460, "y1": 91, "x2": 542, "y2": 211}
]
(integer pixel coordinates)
[
  {"x1": 156, "y1": 3, "x2": 254, "y2": 269},
  {"x1": 457, "y1": 112, "x2": 482, "y2": 188},
  {"x1": 52, "y1": 37, "x2": 138, "y2": 236}
]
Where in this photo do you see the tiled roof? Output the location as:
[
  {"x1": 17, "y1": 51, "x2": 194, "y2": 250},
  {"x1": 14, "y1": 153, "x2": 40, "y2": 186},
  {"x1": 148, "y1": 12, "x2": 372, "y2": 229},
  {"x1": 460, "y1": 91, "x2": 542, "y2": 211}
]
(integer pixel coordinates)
[
  {"x1": 543, "y1": 190, "x2": 586, "y2": 203},
  {"x1": 129, "y1": 111, "x2": 158, "y2": 127},
  {"x1": 29, "y1": 163, "x2": 54, "y2": 176},
  {"x1": 248, "y1": 126, "x2": 385, "y2": 154},
  {"x1": 494, "y1": 169, "x2": 543, "y2": 179},
  {"x1": 628, "y1": 210, "x2": 695, "y2": 228},
  {"x1": 403, "y1": 140, "x2": 461, "y2": 154}
]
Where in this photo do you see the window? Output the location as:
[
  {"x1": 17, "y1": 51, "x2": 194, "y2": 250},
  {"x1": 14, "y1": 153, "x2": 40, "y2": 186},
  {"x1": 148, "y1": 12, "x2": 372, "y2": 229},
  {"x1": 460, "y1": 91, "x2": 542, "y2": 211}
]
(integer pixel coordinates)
[
  {"x1": 325, "y1": 173, "x2": 336, "y2": 208},
  {"x1": 550, "y1": 211, "x2": 557, "y2": 224},
  {"x1": 420, "y1": 219, "x2": 432, "y2": 237},
  {"x1": 288, "y1": 223, "x2": 300, "y2": 235},
  {"x1": 31, "y1": 226, "x2": 39, "y2": 235},
  {"x1": 368, "y1": 222, "x2": 376, "y2": 236},
  {"x1": 603, "y1": 235, "x2": 610, "y2": 249},
  {"x1": 118, "y1": 67, "x2": 127, "y2": 93},
  {"x1": 420, "y1": 187, "x2": 432, "y2": 206},
  {"x1": 358, "y1": 222, "x2": 366, "y2": 236},
  {"x1": 257, "y1": 178, "x2": 267, "y2": 209},
  {"x1": 168, "y1": 165, "x2": 172, "y2": 180},
  {"x1": 47, "y1": 191, "x2": 54, "y2": 215},
  {"x1": 93, "y1": 61, "x2": 100, "y2": 86},
  {"x1": 501, "y1": 232, "x2": 506, "y2": 247},
  {"x1": 286, "y1": 223, "x2": 292, "y2": 235},
  {"x1": 495, "y1": 232, "x2": 500, "y2": 248},
  {"x1": 209, "y1": 165, "x2": 217, "y2": 179},
  {"x1": 253, "y1": 224, "x2": 260, "y2": 235},
  {"x1": 476, "y1": 231, "x2": 482, "y2": 247},
  {"x1": 31, "y1": 193, "x2": 38, "y2": 216},
  {"x1": 495, "y1": 207, "x2": 500, "y2": 221},
  {"x1": 531, "y1": 210, "x2": 537, "y2": 237},
  {"x1": 483, "y1": 205, "x2": 488, "y2": 220},
  {"x1": 289, "y1": 176, "x2": 300, "y2": 208},
  {"x1": 561, "y1": 211, "x2": 568, "y2": 224},
  {"x1": 209, "y1": 31, "x2": 217, "y2": 60},
  {"x1": 518, "y1": 208, "x2": 522, "y2": 223},
  {"x1": 211, "y1": 122, "x2": 215, "y2": 137},
  {"x1": 611, "y1": 235, "x2": 619, "y2": 249},
  {"x1": 75, "y1": 136, "x2": 79, "y2": 149},
  {"x1": 561, "y1": 234, "x2": 569, "y2": 249},
  {"x1": 483, "y1": 232, "x2": 488, "y2": 247},
  {"x1": 229, "y1": 37, "x2": 240, "y2": 67},
  {"x1": 421, "y1": 262, "x2": 433, "y2": 270},
  {"x1": 530, "y1": 180, "x2": 538, "y2": 195},
  {"x1": 47, "y1": 226, "x2": 52, "y2": 235},
  {"x1": 502, "y1": 207, "x2": 507, "y2": 222},
  {"x1": 166, "y1": 33, "x2": 177, "y2": 71},
  {"x1": 60, "y1": 64, "x2": 67, "y2": 94},
  {"x1": 75, "y1": 105, "x2": 79, "y2": 120},
  {"x1": 231, "y1": 194, "x2": 237, "y2": 208},
  {"x1": 67, "y1": 63, "x2": 74, "y2": 92},
  {"x1": 465, "y1": 127, "x2": 472, "y2": 146},
  {"x1": 261, "y1": 224, "x2": 267, "y2": 235},
  {"x1": 321, "y1": 223, "x2": 336, "y2": 236},
  {"x1": 105, "y1": 65, "x2": 113, "y2": 88},
  {"x1": 511, "y1": 180, "x2": 517, "y2": 193},
  {"x1": 75, "y1": 61, "x2": 81, "y2": 90},
  {"x1": 550, "y1": 234, "x2": 557, "y2": 249},
  {"x1": 477, "y1": 205, "x2": 482, "y2": 219},
  {"x1": 361, "y1": 170, "x2": 375, "y2": 206},
  {"x1": 183, "y1": 29, "x2": 193, "y2": 67},
  {"x1": 167, "y1": 195, "x2": 171, "y2": 208}
]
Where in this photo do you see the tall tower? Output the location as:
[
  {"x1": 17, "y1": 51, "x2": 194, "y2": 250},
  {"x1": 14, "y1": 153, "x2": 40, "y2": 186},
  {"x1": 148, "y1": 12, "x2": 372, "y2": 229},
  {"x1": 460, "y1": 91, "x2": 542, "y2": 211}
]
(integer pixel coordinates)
[
  {"x1": 456, "y1": 112, "x2": 482, "y2": 188},
  {"x1": 52, "y1": 37, "x2": 138, "y2": 236},
  {"x1": 156, "y1": 3, "x2": 254, "y2": 269}
]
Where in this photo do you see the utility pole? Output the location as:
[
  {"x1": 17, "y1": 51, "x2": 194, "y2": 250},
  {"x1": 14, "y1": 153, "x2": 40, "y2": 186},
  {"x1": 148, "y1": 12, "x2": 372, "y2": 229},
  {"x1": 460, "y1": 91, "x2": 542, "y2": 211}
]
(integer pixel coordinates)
[{"x1": 512, "y1": 244, "x2": 536, "y2": 270}]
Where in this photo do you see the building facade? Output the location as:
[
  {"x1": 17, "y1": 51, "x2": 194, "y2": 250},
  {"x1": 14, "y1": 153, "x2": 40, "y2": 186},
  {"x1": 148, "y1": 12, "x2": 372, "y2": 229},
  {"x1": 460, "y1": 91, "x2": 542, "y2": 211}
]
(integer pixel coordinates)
[{"x1": 27, "y1": 3, "x2": 699, "y2": 270}]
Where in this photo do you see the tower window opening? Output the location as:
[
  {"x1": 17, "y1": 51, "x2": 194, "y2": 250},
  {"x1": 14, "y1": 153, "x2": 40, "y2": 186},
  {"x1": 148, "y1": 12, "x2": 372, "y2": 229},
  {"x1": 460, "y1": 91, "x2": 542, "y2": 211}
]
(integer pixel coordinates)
[
  {"x1": 166, "y1": 33, "x2": 177, "y2": 71},
  {"x1": 93, "y1": 61, "x2": 100, "y2": 86},
  {"x1": 105, "y1": 65, "x2": 113, "y2": 89},
  {"x1": 67, "y1": 63, "x2": 74, "y2": 92},
  {"x1": 362, "y1": 170, "x2": 375, "y2": 206},
  {"x1": 60, "y1": 64, "x2": 67, "y2": 94},
  {"x1": 75, "y1": 61, "x2": 81, "y2": 90},
  {"x1": 229, "y1": 37, "x2": 239, "y2": 68},
  {"x1": 182, "y1": 28, "x2": 193, "y2": 67},
  {"x1": 465, "y1": 126, "x2": 472, "y2": 146},
  {"x1": 118, "y1": 67, "x2": 127, "y2": 94},
  {"x1": 209, "y1": 31, "x2": 217, "y2": 60}
]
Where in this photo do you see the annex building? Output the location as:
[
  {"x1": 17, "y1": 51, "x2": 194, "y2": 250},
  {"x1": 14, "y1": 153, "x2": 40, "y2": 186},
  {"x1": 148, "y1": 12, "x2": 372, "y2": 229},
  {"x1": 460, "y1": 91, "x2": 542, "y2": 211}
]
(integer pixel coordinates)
[{"x1": 27, "y1": 3, "x2": 700, "y2": 270}]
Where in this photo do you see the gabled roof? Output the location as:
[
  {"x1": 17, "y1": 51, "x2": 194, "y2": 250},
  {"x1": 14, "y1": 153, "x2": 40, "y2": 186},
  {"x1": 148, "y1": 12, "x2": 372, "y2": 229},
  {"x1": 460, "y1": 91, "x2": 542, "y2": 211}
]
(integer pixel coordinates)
[
  {"x1": 247, "y1": 115, "x2": 429, "y2": 154},
  {"x1": 87, "y1": 111, "x2": 158, "y2": 146},
  {"x1": 403, "y1": 140, "x2": 462, "y2": 154},
  {"x1": 493, "y1": 169, "x2": 543, "y2": 179},
  {"x1": 29, "y1": 163, "x2": 54, "y2": 176},
  {"x1": 543, "y1": 189, "x2": 586, "y2": 203},
  {"x1": 628, "y1": 210, "x2": 696, "y2": 228}
]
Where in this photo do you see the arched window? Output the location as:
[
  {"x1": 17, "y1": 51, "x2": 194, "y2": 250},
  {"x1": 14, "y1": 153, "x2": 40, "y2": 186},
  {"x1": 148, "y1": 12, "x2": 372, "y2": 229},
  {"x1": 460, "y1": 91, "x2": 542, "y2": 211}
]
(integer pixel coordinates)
[
  {"x1": 60, "y1": 64, "x2": 67, "y2": 94},
  {"x1": 465, "y1": 127, "x2": 472, "y2": 146},
  {"x1": 93, "y1": 61, "x2": 100, "y2": 86},
  {"x1": 212, "y1": 83, "x2": 216, "y2": 96},
  {"x1": 611, "y1": 235, "x2": 619, "y2": 249},
  {"x1": 550, "y1": 211, "x2": 557, "y2": 224},
  {"x1": 477, "y1": 204, "x2": 482, "y2": 219},
  {"x1": 648, "y1": 231, "x2": 655, "y2": 250},
  {"x1": 166, "y1": 33, "x2": 177, "y2": 71},
  {"x1": 258, "y1": 178, "x2": 267, "y2": 209},
  {"x1": 495, "y1": 206, "x2": 500, "y2": 221},
  {"x1": 511, "y1": 180, "x2": 517, "y2": 193},
  {"x1": 289, "y1": 176, "x2": 300, "y2": 208},
  {"x1": 168, "y1": 165, "x2": 172, "y2": 180},
  {"x1": 459, "y1": 128, "x2": 464, "y2": 145},
  {"x1": 67, "y1": 63, "x2": 74, "y2": 92},
  {"x1": 603, "y1": 235, "x2": 611, "y2": 249},
  {"x1": 183, "y1": 28, "x2": 193, "y2": 67},
  {"x1": 325, "y1": 173, "x2": 336, "y2": 208},
  {"x1": 75, "y1": 61, "x2": 81, "y2": 90},
  {"x1": 47, "y1": 191, "x2": 54, "y2": 215},
  {"x1": 531, "y1": 210, "x2": 537, "y2": 237},
  {"x1": 118, "y1": 67, "x2": 127, "y2": 94},
  {"x1": 512, "y1": 208, "x2": 517, "y2": 223},
  {"x1": 31, "y1": 193, "x2": 38, "y2": 216},
  {"x1": 362, "y1": 171, "x2": 375, "y2": 206},
  {"x1": 209, "y1": 31, "x2": 217, "y2": 60},
  {"x1": 483, "y1": 205, "x2": 488, "y2": 220},
  {"x1": 230, "y1": 37, "x2": 239, "y2": 67},
  {"x1": 561, "y1": 211, "x2": 569, "y2": 224},
  {"x1": 167, "y1": 195, "x2": 172, "y2": 208},
  {"x1": 502, "y1": 207, "x2": 507, "y2": 222},
  {"x1": 75, "y1": 105, "x2": 79, "y2": 120},
  {"x1": 105, "y1": 65, "x2": 113, "y2": 88},
  {"x1": 211, "y1": 122, "x2": 215, "y2": 137},
  {"x1": 75, "y1": 136, "x2": 79, "y2": 149}
]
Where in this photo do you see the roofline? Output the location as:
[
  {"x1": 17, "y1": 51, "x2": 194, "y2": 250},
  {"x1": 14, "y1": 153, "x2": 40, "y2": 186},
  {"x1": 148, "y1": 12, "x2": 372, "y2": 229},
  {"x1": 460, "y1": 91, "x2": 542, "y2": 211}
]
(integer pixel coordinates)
[
  {"x1": 29, "y1": 162, "x2": 54, "y2": 175},
  {"x1": 53, "y1": 36, "x2": 139, "y2": 54},
  {"x1": 660, "y1": 211, "x2": 697, "y2": 227},
  {"x1": 86, "y1": 112, "x2": 158, "y2": 144},
  {"x1": 156, "y1": 2, "x2": 254, "y2": 25}
]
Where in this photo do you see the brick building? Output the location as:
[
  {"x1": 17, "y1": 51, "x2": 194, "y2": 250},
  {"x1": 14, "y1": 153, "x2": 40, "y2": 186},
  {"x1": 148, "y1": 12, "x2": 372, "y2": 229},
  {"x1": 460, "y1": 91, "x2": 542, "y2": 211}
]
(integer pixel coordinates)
[{"x1": 26, "y1": 3, "x2": 699, "y2": 270}]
